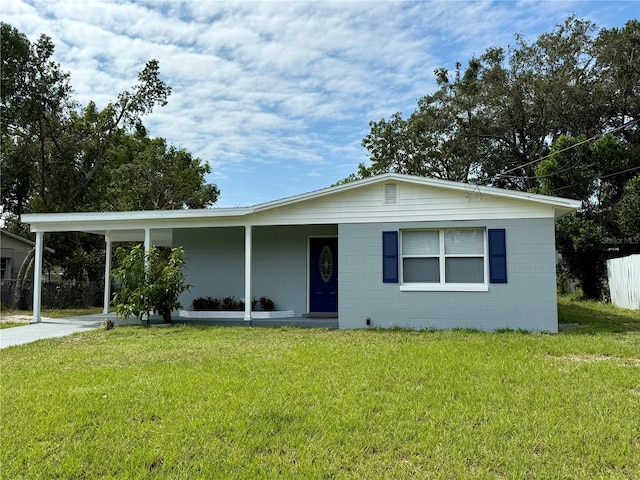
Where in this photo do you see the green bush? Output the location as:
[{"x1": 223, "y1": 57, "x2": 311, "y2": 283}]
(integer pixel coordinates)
[
  {"x1": 191, "y1": 295, "x2": 275, "y2": 311},
  {"x1": 112, "y1": 245, "x2": 188, "y2": 324}
]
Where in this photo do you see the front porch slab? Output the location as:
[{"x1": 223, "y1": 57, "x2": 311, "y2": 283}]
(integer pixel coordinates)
[{"x1": 178, "y1": 310, "x2": 295, "y2": 319}]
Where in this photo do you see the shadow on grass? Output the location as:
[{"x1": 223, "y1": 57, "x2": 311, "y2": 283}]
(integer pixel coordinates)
[{"x1": 558, "y1": 297, "x2": 640, "y2": 334}]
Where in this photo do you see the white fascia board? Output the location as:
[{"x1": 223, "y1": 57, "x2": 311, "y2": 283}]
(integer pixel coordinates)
[
  {"x1": 22, "y1": 206, "x2": 253, "y2": 223},
  {"x1": 21, "y1": 207, "x2": 255, "y2": 233}
]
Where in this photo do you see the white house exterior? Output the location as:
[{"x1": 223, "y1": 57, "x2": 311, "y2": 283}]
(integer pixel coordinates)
[{"x1": 21, "y1": 173, "x2": 581, "y2": 331}]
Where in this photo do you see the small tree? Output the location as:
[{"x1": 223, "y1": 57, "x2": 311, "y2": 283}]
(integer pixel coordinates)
[{"x1": 112, "y1": 245, "x2": 188, "y2": 324}]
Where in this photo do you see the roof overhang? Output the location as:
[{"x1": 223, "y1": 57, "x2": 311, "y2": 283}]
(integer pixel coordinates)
[{"x1": 21, "y1": 173, "x2": 582, "y2": 241}]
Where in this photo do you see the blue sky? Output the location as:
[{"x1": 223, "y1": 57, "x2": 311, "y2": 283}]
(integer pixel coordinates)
[{"x1": 3, "y1": 1, "x2": 637, "y2": 207}]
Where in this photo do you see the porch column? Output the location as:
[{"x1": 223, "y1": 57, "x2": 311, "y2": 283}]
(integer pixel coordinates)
[
  {"x1": 103, "y1": 236, "x2": 112, "y2": 314},
  {"x1": 144, "y1": 228, "x2": 152, "y2": 256},
  {"x1": 143, "y1": 228, "x2": 152, "y2": 325},
  {"x1": 31, "y1": 231, "x2": 44, "y2": 324},
  {"x1": 244, "y1": 225, "x2": 252, "y2": 322}
]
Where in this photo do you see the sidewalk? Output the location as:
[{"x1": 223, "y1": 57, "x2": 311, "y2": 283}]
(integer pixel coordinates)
[{"x1": 0, "y1": 313, "x2": 138, "y2": 349}]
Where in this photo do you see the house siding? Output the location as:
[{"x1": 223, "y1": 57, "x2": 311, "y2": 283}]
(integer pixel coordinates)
[
  {"x1": 174, "y1": 225, "x2": 337, "y2": 314},
  {"x1": 338, "y1": 218, "x2": 558, "y2": 332},
  {"x1": 1, "y1": 233, "x2": 33, "y2": 280},
  {"x1": 249, "y1": 182, "x2": 556, "y2": 226}
]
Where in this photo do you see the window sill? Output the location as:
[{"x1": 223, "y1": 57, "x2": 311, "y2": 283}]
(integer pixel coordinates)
[{"x1": 400, "y1": 283, "x2": 489, "y2": 292}]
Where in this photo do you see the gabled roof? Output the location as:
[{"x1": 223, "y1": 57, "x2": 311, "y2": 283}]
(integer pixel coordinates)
[
  {"x1": 0, "y1": 229, "x2": 55, "y2": 252},
  {"x1": 250, "y1": 173, "x2": 582, "y2": 215},
  {"x1": 1, "y1": 229, "x2": 36, "y2": 247},
  {"x1": 21, "y1": 173, "x2": 581, "y2": 241}
]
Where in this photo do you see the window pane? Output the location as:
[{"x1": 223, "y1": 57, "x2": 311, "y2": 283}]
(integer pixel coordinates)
[
  {"x1": 403, "y1": 258, "x2": 440, "y2": 283},
  {"x1": 445, "y1": 257, "x2": 484, "y2": 283},
  {"x1": 402, "y1": 231, "x2": 439, "y2": 256},
  {"x1": 445, "y1": 229, "x2": 484, "y2": 255}
]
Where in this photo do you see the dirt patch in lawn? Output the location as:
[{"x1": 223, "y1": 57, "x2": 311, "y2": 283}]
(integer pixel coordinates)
[
  {"x1": 560, "y1": 354, "x2": 640, "y2": 367},
  {"x1": 0, "y1": 315, "x2": 53, "y2": 324}
]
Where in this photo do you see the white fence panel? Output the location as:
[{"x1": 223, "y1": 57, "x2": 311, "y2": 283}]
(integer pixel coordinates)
[{"x1": 606, "y1": 254, "x2": 640, "y2": 310}]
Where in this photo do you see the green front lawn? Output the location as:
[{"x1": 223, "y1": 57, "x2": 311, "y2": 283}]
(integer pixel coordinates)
[{"x1": 1, "y1": 301, "x2": 638, "y2": 479}]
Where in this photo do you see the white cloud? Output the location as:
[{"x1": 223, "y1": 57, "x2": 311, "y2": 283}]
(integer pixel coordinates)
[{"x1": 2, "y1": 0, "x2": 634, "y2": 206}]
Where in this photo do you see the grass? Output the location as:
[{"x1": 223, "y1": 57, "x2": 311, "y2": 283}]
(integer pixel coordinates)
[
  {"x1": 0, "y1": 321, "x2": 29, "y2": 329},
  {"x1": 1, "y1": 301, "x2": 639, "y2": 479},
  {"x1": 557, "y1": 296, "x2": 640, "y2": 334}
]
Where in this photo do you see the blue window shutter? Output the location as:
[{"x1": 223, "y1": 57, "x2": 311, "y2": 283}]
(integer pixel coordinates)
[
  {"x1": 382, "y1": 231, "x2": 398, "y2": 283},
  {"x1": 488, "y1": 229, "x2": 507, "y2": 283}
]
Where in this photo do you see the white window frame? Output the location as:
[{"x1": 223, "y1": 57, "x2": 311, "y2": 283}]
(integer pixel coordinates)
[{"x1": 400, "y1": 228, "x2": 489, "y2": 292}]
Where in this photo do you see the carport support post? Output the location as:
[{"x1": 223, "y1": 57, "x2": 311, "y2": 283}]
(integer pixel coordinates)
[
  {"x1": 103, "y1": 236, "x2": 112, "y2": 314},
  {"x1": 244, "y1": 225, "x2": 252, "y2": 322},
  {"x1": 143, "y1": 228, "x2": 151, "y2": 326},
  {"x1": 31, "y1": 231, "x2": 44, "y2": 324}
]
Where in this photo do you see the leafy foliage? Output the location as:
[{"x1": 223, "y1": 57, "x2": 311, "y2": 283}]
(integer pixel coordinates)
[
  {"x1": 191, "y1": 296, "x2": 275, "y2": 311},
  {"x1": 1, "y1": 23, "x2": 173, "y2": 217},
  {"x1": 192, "y1": 296, "x2": 221, "y2": 311},
  {"x1": 112, "y1": 245, "x2": 188, "y2": 323},
  {"x1": 1, "y1": 22, "x2": 219, "y2": 287},
  {"x1": 102, "y1": 132, "x2": 219, "y2": 211},
  {"x1": 536, "y1": 134, "x2": 639, "y2": 297},
  {"x1": 618, "y1": 175, "x2": 640, "y2": 237},
  {"x1": 259, "y1": 296, "x2": 275, "y2": 311}
]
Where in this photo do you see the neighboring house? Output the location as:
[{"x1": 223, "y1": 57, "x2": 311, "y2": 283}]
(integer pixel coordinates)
[
  {"x1": 21, "y1": 173, "x2": 580, "y2": 331},
  {"x1": 1, "y1": 229, "x2": 40, "y2": 280},
  {"x1": 1, "y1": 229, "x2": 56, "y2": 306}
]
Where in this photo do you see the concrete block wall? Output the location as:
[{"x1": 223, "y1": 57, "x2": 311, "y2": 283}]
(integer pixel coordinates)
[
  {"x1": 338, "y1": 218, "x2": 558, "y2": 331},
  {"x1": 173, "y1": 227, "x2": 244, "y2": 309},
  {"x1": 173, "y1": 225, "x2": 337, "y2": 314}
]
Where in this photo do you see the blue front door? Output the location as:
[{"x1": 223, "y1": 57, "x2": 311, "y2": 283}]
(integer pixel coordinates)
[{"x1": 309, "y1": 237, "x2": 338, "y2": 313}]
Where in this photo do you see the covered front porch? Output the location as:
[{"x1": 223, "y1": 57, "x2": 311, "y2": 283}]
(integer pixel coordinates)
[{"x1": 23, "y1": 216, "x2": 339, "y2": 325}]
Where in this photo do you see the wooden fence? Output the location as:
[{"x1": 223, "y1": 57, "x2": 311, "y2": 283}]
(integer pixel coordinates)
[{"x1": 606, "y1": 254, "x2": 640, "y2": 310}]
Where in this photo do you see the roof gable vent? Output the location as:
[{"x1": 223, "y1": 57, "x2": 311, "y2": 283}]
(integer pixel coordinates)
[{"x1": 383, "y1": 183, "x2": 398, "y2": 205}]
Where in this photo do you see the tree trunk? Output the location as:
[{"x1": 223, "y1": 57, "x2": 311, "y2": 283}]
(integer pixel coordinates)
[{"x1": 161, "y1": 308, "x2": 173, "y2": 324}]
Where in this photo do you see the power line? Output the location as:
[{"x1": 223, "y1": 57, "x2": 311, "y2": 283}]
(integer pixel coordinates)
[
  {"x1": 491, "y1": 118, "x2": 638, "y2": 181},
  {"x1": 533, "y1": 164, "x2": 640, "y2": 196}
]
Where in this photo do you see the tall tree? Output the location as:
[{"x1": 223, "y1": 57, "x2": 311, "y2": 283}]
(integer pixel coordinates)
[
  {"x1": 1, "y1": 23, "x2": 74, "y2": 215},
  {"x1": 349, "y1": 16, "x2": 640, "y2": 298},
  {"x1": 357, "y1": 17, "x2": 610, "y2": 190},
  {"x1": 1, "y1": 23, "x2": 220, "y2": 287},
  {"x1": 536, "y1": 134, "x2": 639, "y2": 298},
  {"x1": 1, "y1": 23, "x2": 174, "y2": 217},
  {"x1": 102, "y1": 131, "x2": 219, "y2": 211}
]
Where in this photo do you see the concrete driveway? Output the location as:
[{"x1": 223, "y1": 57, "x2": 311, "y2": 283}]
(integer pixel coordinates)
[{"x1": 0, "y1": 313, "x2": 138, "y2": 349}]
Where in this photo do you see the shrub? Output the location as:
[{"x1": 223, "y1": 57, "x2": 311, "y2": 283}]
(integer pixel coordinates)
[
  {"x1": 220, "y1": 296, "x2": 243, "y2": 311},
  {"x1": 191, "y1": 295, "x2": 276, "y2": 311},
  {"x1": 112, "y1": 245, "x2": 188, "y2": 324},
  {"x1": 192, "y1": 296, "x2": 219, "y2": 311},
  {"x1": 259, "y1": 296, "x2": 275, "y2": 311}
]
